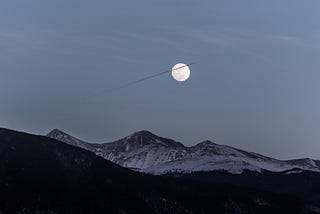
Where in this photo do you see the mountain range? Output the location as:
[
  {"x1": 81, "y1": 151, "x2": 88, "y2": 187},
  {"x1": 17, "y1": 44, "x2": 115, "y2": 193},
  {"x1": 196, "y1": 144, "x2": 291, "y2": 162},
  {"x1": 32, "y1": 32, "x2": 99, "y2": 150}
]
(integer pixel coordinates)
[
  {"x1": 47, "y1": 129, "x2": 320, "y2": 175},
  {"x1": 45, "y1": 129, "x2": 320, "y2": 212},
  {"x1": 0, "y1": 127, "x2": 305, "y2": 213}
]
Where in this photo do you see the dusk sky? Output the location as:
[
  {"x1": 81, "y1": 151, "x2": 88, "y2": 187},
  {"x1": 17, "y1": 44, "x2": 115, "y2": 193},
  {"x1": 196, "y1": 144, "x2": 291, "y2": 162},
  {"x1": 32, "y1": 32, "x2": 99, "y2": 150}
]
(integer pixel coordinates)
[{"x1": 1, "y1": 0, "x2": 320, "y2": 159}]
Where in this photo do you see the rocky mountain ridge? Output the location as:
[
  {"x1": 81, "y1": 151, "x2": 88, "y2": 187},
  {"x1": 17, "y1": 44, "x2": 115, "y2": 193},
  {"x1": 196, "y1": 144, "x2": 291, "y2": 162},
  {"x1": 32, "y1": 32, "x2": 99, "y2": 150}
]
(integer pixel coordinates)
[{"x1": 47, "y1": 129, "x2": 320, "y2": 174}]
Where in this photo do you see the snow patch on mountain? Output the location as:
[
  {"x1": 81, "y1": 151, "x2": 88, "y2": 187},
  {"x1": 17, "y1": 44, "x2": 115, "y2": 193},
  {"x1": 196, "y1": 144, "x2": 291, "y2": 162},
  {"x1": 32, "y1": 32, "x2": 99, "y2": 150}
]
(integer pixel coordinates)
[{"x1": 46, "y1": 129, "x2": 320, "y2": 175}]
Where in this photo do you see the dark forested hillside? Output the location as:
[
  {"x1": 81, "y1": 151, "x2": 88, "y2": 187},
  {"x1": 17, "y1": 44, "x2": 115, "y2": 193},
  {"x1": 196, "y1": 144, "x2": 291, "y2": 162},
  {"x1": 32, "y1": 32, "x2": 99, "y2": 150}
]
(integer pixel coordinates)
[{"x1": 0, "y1": 128, "x2": 304, "y2": 213}]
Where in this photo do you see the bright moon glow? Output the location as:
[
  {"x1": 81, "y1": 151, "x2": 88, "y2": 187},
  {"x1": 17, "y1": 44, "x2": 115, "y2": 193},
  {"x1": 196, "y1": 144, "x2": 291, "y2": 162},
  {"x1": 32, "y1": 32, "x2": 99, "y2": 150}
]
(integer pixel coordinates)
[{"x1": 171, "y1": 63, "x2": 191, "y2": 82}]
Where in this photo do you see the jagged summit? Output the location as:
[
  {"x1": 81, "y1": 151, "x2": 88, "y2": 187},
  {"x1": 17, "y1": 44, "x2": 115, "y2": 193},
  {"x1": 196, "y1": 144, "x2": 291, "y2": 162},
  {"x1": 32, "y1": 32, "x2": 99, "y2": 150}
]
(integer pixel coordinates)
[
  {"x1": 47, "y1": 128, "x2": 92, "y2": 149},
  {"x1": 124, "y1": 130, "x2": 160, "y2": 144},
  {"x1": 47, "y1": 128, "x2": 67, "y2": 137},
  {"x1": 46, "y1": 129, "x2": 320, "y2": 174},
  {"x1": 47, "y1": 128, "x2": 73, "y2": 140},
  {"x1": 121, "y1": 130, "x2": 184, "y2": 149},
  {"x1": 195, "y1": 140, "x2": 217, "y2": 147},
  {"x1": 129, "y1": 130, "x2": 157, "y2": 137}
]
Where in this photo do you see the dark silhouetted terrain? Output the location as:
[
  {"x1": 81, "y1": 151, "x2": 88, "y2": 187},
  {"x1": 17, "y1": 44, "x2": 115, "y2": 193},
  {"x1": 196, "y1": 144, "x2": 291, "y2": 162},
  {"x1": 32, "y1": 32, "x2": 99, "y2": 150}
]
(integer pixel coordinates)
[{"x1": 0, "y1": 128, "x2": 305, "y2": 213}]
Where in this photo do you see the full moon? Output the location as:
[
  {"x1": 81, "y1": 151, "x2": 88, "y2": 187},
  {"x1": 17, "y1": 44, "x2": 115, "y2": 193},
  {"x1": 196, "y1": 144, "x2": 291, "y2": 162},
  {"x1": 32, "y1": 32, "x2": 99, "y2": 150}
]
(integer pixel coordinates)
[{"x1": 171, "y1": 63, "x2": 190, "y2": 82}]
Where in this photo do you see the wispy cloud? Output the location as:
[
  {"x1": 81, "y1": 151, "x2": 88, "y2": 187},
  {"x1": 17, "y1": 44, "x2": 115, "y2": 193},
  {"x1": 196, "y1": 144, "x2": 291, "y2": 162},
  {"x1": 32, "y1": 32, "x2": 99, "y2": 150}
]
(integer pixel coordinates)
[
  {"x1": 0, "y1": 28, "x2": 138, "y2": 63},
  {"x1": 127, "y1": 32, "x2": 191, "y2": 53},
  {"x1": 130, "y1": 33, "x2": 178, "y2": 46},
  {"x1": 157, "y1": 24, "x2": 314, "y2": 65},
  {"x1": 266, "y1": 34, "x2": 303, "y2": 45},
  {"x1": 162, "y1": 25, "x2": 307, "y2": 48}
]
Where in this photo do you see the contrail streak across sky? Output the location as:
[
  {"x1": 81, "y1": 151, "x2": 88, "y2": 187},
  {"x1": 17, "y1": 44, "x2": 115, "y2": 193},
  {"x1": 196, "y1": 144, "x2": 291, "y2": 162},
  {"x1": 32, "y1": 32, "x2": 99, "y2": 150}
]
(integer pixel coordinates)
[
  {"x1": 109, "y1": 62, "x2": 197, "y2": 92},
  {"x1": 58, "y1": 62, "x2": 197, "y2": 118}
]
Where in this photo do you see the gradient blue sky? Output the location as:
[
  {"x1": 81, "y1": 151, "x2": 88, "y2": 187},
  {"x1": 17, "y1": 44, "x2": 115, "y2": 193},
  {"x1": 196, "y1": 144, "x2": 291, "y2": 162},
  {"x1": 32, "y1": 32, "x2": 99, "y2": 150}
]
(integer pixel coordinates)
[{"x1": 1, "y1": 0, "x2": 320, "y2": 159}]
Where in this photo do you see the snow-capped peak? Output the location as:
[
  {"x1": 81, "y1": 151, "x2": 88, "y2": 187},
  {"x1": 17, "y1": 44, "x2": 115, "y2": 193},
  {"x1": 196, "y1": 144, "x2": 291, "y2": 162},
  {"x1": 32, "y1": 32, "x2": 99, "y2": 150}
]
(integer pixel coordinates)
[
  {"x1": 47, "y1": 129, "x2": 66, "y2": 137},
  {"x1": 127, "y1": 130, "x2": 157, "y2": 139},
  {"x1": 195, "y1": 140, "x2": 217, "y2": 147},
  {"x1": 47, "y1": 129, "x2": 91, "y2": 150},
  {"x1": 119, "y1": 130, "x2": 184, "y2": 149},
  {"x1": 47, "y1": 129, "x2": 320, "y2": 175}
]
